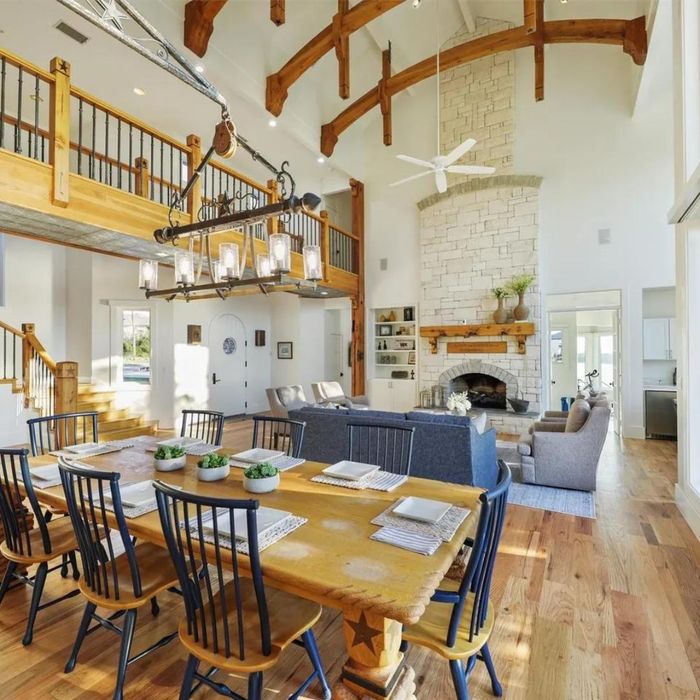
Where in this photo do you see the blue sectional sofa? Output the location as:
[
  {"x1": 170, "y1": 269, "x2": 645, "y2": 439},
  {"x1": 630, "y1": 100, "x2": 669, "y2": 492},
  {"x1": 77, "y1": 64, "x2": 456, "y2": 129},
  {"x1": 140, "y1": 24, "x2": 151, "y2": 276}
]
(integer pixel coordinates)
[{"x1": 287, "y1": 406, "x2": 498, "y2": 490}]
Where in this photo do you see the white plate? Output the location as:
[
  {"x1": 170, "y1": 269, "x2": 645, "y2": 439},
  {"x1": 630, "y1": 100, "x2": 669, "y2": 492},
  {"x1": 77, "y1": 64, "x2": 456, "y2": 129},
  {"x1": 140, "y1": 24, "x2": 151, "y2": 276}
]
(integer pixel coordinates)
[
  {"x1": 322, "y1": 460, "x2": 380, "y2": 481},
  {"x1": 231, "y1": 448, "x2": 285, "y2": 464},
  {"x1": 392, "y1": 497, "x2": 451, "y2": 524},
  {"x1": 64, "y1": 442, "x2": 101, "y2": 454},
  {"x1": 106, "y1": 480, "x2": 156, "y2": 508},
  {"x1": 157, "y1": 436, "x2": 203, "y2": 449},
  {"x1": 29, "y1": 463, "x2": 61, "y2": 481},
  {"x1": 203, "y1": 506, "x2": 291, "y2": 542}
]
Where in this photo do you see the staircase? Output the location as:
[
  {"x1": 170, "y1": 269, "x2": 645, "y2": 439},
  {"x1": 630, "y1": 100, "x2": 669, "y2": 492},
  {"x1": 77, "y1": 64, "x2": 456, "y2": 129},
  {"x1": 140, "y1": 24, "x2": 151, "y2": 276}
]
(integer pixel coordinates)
[{"x1": 77, "y1": 385, "x2": 159, "y2": 441}]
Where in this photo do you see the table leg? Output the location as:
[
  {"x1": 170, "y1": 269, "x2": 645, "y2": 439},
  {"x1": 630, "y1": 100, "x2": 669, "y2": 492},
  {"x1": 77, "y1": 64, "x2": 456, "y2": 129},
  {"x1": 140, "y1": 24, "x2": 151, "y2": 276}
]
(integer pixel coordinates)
[{"x1": 333, "y1": 609, "x2": 417, "y2": 699}]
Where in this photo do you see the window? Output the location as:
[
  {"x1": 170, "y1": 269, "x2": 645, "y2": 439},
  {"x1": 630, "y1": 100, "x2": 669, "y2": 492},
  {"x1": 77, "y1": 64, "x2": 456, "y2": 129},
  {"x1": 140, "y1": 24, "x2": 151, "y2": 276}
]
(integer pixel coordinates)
[
  {"x1": 121, "y1": 309, "x2": 151, "y2": 384},
  {"x1": 576, "y1": 335, "x2": 587, "y2": 385},
  {"x1": 600, "y1": 335, "x2": 614, "y2": 389}
]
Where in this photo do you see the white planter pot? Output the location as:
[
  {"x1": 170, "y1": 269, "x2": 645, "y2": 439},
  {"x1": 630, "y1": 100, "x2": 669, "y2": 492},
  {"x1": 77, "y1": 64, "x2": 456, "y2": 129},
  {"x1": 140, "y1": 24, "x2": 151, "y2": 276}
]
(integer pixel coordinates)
[
  {"x1": 154, "y1": 455, "x2": 187, "y2": 472},
  {"x1": 197, "y1": 464, "x2": 230, "y2": 482},
  {"x1": 243, "y1": 473, "x2": 280, "y2": 494}
]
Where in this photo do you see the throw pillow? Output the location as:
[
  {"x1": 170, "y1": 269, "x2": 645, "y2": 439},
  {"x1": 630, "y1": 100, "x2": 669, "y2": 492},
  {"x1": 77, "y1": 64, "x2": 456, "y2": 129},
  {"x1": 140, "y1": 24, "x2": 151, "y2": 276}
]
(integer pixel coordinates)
[
  {"x1": 472, "y1": 411, "x2": 488, "y2": 435},
  {"x1": 565, "y1": 398, "x2": 590, "y2": 432}
]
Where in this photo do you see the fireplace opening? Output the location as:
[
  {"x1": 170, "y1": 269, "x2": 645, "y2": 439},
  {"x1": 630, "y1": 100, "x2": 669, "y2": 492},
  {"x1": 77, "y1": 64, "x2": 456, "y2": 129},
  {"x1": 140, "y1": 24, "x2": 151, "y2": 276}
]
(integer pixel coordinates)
[{"x1": 450, "y1": 372, "x2": 507, "y2": 410}]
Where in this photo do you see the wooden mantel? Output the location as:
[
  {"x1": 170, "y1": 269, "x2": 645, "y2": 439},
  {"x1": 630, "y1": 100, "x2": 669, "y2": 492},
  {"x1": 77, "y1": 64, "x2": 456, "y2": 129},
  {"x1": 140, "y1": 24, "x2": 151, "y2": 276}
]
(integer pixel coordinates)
[{"x1": 420, "y1": 322, "x2": 535, "y2": 355}]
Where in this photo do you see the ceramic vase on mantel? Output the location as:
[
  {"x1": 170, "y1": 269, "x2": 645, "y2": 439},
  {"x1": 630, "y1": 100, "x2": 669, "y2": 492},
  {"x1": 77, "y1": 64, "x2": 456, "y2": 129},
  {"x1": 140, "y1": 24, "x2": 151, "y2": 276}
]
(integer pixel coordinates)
[
  {"x1": 493, "y1": 297, "x2": 508, "y2": 324},
  {"x1": 513, "y1": 292, "x2": 530, "y2": 321}
]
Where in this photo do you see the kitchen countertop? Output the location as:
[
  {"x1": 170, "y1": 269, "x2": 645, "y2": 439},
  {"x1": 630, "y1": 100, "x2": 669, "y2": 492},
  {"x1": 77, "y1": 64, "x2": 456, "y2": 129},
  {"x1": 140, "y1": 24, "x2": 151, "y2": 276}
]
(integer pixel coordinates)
[{"x1": 644, "y1": 385, "x2": 677, "y2": 391}]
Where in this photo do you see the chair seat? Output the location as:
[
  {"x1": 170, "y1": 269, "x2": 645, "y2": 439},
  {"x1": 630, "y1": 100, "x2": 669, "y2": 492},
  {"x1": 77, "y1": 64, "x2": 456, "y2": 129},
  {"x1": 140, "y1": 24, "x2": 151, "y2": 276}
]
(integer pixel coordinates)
[
  {"x1": 0, "y1": 515, "x2": 77, "y2": 564},
  {"x1": 402, "y1": 576, "x2": 495, "y2": 661},
  {"x1": 79, "y1": 542, "x2": 179, "y2": 610},
  {"x1": 179, "y1": 578, "x2": 322, "y2": 673}
]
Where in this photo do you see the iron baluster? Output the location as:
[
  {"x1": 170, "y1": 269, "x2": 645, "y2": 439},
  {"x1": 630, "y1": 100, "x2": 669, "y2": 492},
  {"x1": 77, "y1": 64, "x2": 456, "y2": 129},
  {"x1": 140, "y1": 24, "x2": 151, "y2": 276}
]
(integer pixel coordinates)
[
  {"x1": 128, "y1": 123, "x2": 133, "y2": 193},
  {"x1": 169, "y1": 143, "x2": 173, "y2": 204},
  {"x1": 77, "y1": 97, "x2": 83, "y2": 174},
  {"x1": 32, "y1": 74, "x2": 39, "y2": 159},
  {"x1": 90, "y1": 103, "x2": 96, "y2": 179},
  {"x1": 15, "y1": 66, "x2": 23, "y2": 154},
  {"x1": 116, "y1": 117, "x2": 122, "y2": 189},
  {"x1": 150, "y1": 132, "x2": 154, "y2": 200},
  {"x1": 0, "y1": 56, "x2": 5, "y2": 150},
  {"x1": 159, "y1": 138, "x2": 164, "y2": 204},
  {"x1": 105, "y1": 112, "x2": 110, "y2": 185}
]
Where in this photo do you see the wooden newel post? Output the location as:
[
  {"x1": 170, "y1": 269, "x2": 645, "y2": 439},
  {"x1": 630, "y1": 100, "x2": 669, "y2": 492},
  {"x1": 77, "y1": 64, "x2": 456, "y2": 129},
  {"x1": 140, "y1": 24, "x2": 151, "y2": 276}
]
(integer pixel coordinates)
[
  {"x1": 267, "y1": 179, "x2": 280, "y2": 235},
  {"x1": 187, "y1": 134, "x2": 202, "y2": 216},
  {"x1": 54, "y1": 361, "x2": 78, "y2": 416},
  {"x1": 134, "y1": 157, "x2": 150, "y2": 198},
  {"x1": 49, "y1": 57, "x2": 71, "y2": 207},
  {"x1": 350, "y1": 179, "x2": 365, "y2": 398},
  {"x1": 21, "y1": 323, "x2": 34, "y2": 409},
  {"x1": 319, "y1": 210, "x2": 330, "y2": 282}
]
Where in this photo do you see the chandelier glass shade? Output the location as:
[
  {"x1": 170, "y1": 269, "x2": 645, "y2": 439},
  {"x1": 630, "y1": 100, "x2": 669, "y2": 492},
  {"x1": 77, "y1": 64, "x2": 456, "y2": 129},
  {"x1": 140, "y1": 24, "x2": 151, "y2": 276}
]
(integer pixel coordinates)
[
  {"x1": 174, "y1": 249, "x2": 195, "y2": 286},
  {"x1": 255, "y1": 253, "x2": 272, "y2": 278},
  {"x1": 218, "y1": 242, "x2": 241, "y2": 281},
  {"x1": 269, "y1": 232, "x2": 292, "y2": 273},
  {"x1": 302, "y1": 245, "x2": 322, "y2": 282},
  {"x1": 138, "y1": 259, "x2": 158, "y2": 290}
]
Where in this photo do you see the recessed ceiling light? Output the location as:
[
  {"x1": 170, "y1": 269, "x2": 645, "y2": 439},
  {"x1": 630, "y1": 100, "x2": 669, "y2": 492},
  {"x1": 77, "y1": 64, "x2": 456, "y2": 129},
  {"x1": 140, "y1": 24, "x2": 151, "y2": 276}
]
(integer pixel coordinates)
[
  {"x1": 268, "y1": 118, "x2": 277, "y2": 127},
  {"x1": 195, "y1": 65, "x2": 205, "y2": 73},
  {"x1": 133, "y1": 87, "x2": 145, "y2": 96},
  {"x1": 560, "y1": 0, "x2": 567, "y2": 3},
  {"x1": 412, "y1": 0, "x2": 422, "y2": 7},
  {"x1": 317, "y1": 156, "x2": 325, "y2": 164},
  {"x1": 156, "y1": 251, "x2": 169, "y2": 257}
]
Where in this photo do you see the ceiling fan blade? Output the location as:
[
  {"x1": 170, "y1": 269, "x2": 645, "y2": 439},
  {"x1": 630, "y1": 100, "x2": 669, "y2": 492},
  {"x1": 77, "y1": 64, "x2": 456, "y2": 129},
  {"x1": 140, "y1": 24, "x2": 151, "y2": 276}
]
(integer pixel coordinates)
[
  {"x1": 435, "y1": 170, "x2": 447, "y2": 193},
  {"x1": 389, "y1": 170, "x2": 435, "y2": 187},
  {"x1": 444, "y1": 138, "x2": 476, "y2": 166},
  {"x1": 396, "y1": 154, "x2": 434, "y2": 169},
  {"x1": 447, "y1": 165, "x2": 496, "y2": 175}
]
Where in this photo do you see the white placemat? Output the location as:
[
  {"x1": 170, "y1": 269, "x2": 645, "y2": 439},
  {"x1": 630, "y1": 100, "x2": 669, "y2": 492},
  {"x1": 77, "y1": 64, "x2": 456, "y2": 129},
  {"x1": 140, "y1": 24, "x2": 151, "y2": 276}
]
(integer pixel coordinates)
[
  {"x1": 371, "y1": 497, "x2": 470, "y2": 542},
  {"x1": 311, "y1": 471, "x2": 407, "y2": 492},
  {"x1": 183, "y1": 509, "x2": 307, "y2": 555},
  {"x1": 51, "y1": 440, "x2": 135, "y2": 459},
  {"x1": 229, "y1": 455, "x2": 305, "y2": 472},
  {"x1": 371, "y1": 526, "x2": 442, "y2": 556}
]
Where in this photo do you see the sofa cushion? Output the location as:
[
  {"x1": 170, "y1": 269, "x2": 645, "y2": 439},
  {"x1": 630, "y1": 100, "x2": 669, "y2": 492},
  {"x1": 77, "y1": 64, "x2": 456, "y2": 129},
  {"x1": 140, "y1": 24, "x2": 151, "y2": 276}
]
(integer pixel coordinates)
[
  {"x1": 352, "y1": 409, "x2": 405, "y2": 421},
  {"x1": 277, "y1": 385, "x2": 307, "y2": 408},
  {"x1": 517, "y1": 433, "x2": 533, "y2": 456},
  {"x1": 565, "y1": 399, "x2": 590, "y2": 432}
]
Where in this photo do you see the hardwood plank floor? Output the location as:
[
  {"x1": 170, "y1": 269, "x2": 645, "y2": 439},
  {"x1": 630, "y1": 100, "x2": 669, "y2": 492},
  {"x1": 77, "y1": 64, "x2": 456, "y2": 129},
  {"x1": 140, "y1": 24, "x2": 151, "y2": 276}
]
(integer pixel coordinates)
[{"x1": 0, "y1": 422, "x2": 694, "y2": 699}]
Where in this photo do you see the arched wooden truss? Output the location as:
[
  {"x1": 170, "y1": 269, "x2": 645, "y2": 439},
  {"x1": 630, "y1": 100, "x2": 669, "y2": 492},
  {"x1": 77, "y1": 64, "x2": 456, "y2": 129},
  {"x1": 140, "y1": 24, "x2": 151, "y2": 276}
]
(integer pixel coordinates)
[{"x1": 320, "y1": 5, "x2": 647, "y2": 156}]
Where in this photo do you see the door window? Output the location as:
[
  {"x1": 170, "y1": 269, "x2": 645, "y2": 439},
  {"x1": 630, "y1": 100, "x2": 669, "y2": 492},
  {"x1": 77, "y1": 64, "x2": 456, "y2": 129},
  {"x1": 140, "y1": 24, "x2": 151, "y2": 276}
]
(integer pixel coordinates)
[{"x1": 122, "y1": 309, "x2": 151, "y2": 384}]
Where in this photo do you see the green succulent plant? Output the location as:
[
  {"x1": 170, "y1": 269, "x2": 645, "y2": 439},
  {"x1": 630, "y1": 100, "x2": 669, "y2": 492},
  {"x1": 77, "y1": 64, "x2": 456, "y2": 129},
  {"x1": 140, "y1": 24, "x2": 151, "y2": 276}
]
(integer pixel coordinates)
[
  {"x1": 244, "y1": 463, "x2": 280, "y2": 479},
  {"x1": 154, "y1": 445, "x2": 185, "y2": 460},
  {"x1": 197, "y1": 453, "x2": 229, "y2": 469},
  {"x1": 507, "y1": 274, "x2": 535, "y2": 296}
]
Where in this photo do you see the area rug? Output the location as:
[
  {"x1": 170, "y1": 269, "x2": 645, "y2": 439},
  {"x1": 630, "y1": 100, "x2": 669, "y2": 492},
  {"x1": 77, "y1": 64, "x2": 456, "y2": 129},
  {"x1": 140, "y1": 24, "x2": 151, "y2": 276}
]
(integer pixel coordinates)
[{"x1": 496, "y1": 440, "x2": 596, "y2": 519}]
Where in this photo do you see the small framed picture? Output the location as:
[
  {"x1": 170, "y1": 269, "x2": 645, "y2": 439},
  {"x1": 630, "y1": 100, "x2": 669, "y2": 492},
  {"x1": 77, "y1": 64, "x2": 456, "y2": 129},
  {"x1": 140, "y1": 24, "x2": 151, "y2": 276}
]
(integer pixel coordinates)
[
  {"x1": 378, "y1": 324, "x2": 393, "y2": 336},
  {"x1": 277, "y1": 341, "x2": 293, "y2": 360},
  {"x1": 187, "y1": 324, "x2": 201, "y2": 345},
  {"x1": 408, "y1": 351, "x2": 416, "y2": 365},
  {"x1": 255, "y1": 330, "x2": 266, "y2": 347}
]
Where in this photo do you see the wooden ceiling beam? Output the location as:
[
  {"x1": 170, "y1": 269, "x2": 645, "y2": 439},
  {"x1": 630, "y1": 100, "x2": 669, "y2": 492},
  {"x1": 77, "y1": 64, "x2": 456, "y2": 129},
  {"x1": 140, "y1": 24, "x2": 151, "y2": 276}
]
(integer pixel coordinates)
[
  {"x1": 184, "y1": 0, "x2": 228, "y2": 58},
  {"x1": 321, "y1": 16, "x2": 647, "y2": 157},
  {"x1": 266, "y1": 0, "x2": 405, "y2": 116},
  {"x1": 533, "y1": 0, "x2": 545, "y2": 101},
  {"x1": 379, "y1": 45, "x2": 392, "y2": 146},
  {"x1": 270, "y1": 0, "x2": 285, "y2": 26},
  {"x1": 334, "y1": 0, "x2": 351, "y2": 99}
]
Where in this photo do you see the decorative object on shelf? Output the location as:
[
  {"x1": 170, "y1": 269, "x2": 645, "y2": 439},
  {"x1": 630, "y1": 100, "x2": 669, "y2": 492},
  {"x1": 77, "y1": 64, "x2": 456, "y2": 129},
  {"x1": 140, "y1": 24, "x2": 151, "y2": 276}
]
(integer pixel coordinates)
[
  {"x1": 197, "y1": 453, "x2": 230, "y2": 482},
  {"x1": 508, "y1": 397, "x2": 530, "y2": 413},
  {"x1": 403, "y1": 307, "x2": 414, "y2": 321},
  {"x1": 410, "y1": 370, "x2": 415, "y2": 380},
  {"x1": 420, "y1": 389, "x2": 432, "y2": 408},
  {"x1": 255, "y1": 330, "x2": 266, "y2": 347},
  {"x1": 379, "y1": 314, "x2": 387, "y2": 322},
  {"x1": 396, "y1": 339, "x2": 412, "y2": 350},
  {"x1": 243, "y1": 463, "x2": 280, "y2": 493},
  {"x1": 431, "y1": 384, "x2": 445, "y2": 408},
  {"x1": 408, "y1": 351, "x2": 416, "y2": 364},
  {"x1": 138, "y1": 259, "x2": 158, "y2": 290},
  {"x1": 387, "y1": 309, "x2": 397, "y2": 322},
  {"x1": 446, "y1": 391, "x2": 472, "y2": 416},
  {"x1": 187, "y1": 324, "x2": 201, "y2": 345},
  {"x1": 391, "y1": 370, "x2": 409, "y2": 379},
  {"x1": 492, "y1": 287, "x2": 510, "y2": 324},
  {"x1": 383, "y1": 340, "x2": 388, "y2": 350},
  {"x1": 277, "y1": 341, "x2": 293, "y2": 359},
  {"x1": 507, "y1": 274, "x2": 535, "y2": 321},
  {"x1": 154, "y1": 445, "x2": 187, "y2": 472},
  {"x1": 378, "y1": 325, "x2": 392, "y2": 336}
]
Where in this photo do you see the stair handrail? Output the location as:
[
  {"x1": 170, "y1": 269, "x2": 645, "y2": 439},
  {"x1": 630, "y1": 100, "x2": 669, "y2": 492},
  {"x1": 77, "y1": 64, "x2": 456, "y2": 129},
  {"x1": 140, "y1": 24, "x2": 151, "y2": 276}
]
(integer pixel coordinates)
[{"x1": 0, "y1": 320, "x2": 26, "y2": 339}]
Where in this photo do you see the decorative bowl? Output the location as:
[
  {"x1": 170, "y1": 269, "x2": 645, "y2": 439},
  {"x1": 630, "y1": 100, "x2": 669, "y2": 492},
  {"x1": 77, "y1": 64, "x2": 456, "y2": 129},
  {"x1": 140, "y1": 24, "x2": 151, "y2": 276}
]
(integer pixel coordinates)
[
  {"x1": 508, "y1": 398, "x2": 530, "y2": 414},
  {"x1": 154, "y1": 455, "x2": 187, "y2": 472},
  {"x1": 196, "y1": 464, "x2": 230, "y2": 482},
  {"x1": 243, "y1": 473, "x2": 280, "y2": 494}
]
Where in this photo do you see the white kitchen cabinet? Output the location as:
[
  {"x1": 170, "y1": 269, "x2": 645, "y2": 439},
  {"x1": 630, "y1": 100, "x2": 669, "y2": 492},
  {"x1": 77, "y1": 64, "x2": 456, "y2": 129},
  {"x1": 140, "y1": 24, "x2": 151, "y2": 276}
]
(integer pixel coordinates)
[
  {"x1": 369, "y1": 379, "x2": 416, "y2": 412},
  {"x1": 643, "y1": 318, "x2": 675, "y2": 360}
]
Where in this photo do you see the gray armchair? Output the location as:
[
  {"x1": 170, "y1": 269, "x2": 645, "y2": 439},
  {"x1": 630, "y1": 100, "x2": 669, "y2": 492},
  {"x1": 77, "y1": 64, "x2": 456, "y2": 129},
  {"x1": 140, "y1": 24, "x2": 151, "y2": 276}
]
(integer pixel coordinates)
[
  {"x1": 311, "y1": 381, "x2": 369, "y2": 409},
  {"x1": 518, "y1": 399, "x2": 611, "y2": 491},
  {"x1": 265, "y1": 385, "x2": 311, "y2": 419}
]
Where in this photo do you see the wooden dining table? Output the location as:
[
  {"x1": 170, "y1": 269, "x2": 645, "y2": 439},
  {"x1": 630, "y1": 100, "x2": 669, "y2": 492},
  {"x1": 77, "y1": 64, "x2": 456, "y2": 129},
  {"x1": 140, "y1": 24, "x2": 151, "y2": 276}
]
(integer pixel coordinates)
[{"x1": 28, "y1": 443, "x2": 482, "y2": 700}]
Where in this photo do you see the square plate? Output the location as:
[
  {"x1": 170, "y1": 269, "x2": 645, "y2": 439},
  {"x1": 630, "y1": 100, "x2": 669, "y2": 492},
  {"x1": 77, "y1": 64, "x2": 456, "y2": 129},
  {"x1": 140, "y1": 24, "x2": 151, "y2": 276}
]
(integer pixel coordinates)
[
  {"x1": 106, "y1": 480, "x2": 156, "y2": 508},
  {"x1": 203, "y1": 506, "x2": 291, "y2": 542},
  {"x1": 29, "y1": 463, "x2": 60, "y2": 481},
  {"x1": 392, "y1": 497, "x2": 451, "y2": 524},
  {"x1": 157, "y1": 436, "x2": 203, "y2": 449},
  {"x1": 322, "y1": 460, "x2": 380, "y2": 481},
  {"x1": 64, "y1": 442, "x2": 101, "y2": 454},
  {"x1": 231, "y1": 448, "x2": 285, "y2": 464}
]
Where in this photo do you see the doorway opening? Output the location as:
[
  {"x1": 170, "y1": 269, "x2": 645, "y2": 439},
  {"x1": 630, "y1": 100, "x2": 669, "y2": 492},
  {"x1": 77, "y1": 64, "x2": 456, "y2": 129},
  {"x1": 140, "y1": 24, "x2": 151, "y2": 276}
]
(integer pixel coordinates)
[{"x1": 208, "y1": 313, "x2": 248, "y2": 418}]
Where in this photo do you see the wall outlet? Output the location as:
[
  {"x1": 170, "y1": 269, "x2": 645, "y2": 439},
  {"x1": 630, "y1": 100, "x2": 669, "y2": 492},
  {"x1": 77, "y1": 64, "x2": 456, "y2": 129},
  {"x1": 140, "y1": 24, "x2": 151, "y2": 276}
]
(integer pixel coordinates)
[
  {"x1": 598, "y1": 228, "x2": 611, "y2": 244},
  {"x1": 379, "y1": 258, "x2": 388, "y2": 271}
]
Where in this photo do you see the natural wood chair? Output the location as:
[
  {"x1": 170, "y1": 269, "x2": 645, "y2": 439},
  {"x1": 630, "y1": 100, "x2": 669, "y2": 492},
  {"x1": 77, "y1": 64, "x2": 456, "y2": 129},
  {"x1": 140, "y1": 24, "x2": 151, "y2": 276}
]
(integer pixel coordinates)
[
  {"x1": 180, "y1": 409, "x2": 225, "y2": 446},
  {"x1": 0, "y1": 448, "x2": 80, "y2": 646},
  {"x1": 347, "y1": 422, "x2": 415, "y2": 475},
  {"x1": 251, "y1": 416, "x2": 306, "y2": 457},
  {"x1": 401, "y1": 461, "x2": 511, "y2": 700},
  {"x1": 154, "y1": 481, "x2": 332, "y2": 700},
  {"x1": 58, "y1": 460, "x2": 180, "y2": 700},
  {"x1": 27, "y1": 411, "x2": 99, "y2": 456}
]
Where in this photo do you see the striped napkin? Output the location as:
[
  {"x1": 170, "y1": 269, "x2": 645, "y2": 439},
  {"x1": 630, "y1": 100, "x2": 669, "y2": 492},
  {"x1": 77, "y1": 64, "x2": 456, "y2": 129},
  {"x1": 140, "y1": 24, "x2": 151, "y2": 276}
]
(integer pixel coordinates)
[{"x1": 371, "y1": 526, "x2": 442, "y2": 556}]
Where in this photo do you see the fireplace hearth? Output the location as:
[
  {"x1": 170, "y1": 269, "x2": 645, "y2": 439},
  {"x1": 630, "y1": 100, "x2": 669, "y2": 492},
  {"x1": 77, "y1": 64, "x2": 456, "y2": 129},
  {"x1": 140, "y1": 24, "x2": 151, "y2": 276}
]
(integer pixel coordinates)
[{"x1": 450, "y1": 372, "x2": 507, "y2": 410}]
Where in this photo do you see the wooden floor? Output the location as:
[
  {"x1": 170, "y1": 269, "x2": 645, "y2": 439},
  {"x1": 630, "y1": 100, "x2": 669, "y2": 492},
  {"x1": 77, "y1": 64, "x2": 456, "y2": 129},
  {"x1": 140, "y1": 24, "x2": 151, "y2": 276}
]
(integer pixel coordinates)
[{"x1": 0, "y1": 422, "x2": 695, "y2": 699}]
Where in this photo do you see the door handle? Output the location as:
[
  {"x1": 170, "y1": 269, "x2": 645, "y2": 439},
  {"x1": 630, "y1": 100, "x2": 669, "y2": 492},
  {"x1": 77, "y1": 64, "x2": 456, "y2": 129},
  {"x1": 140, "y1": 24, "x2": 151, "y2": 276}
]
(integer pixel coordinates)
[
  {"x1": 212, "y1": 372, "x2": 221, "y2": 385},
  {"x1": 551, "y1": 380, "x2": 556, "y2": 384}
]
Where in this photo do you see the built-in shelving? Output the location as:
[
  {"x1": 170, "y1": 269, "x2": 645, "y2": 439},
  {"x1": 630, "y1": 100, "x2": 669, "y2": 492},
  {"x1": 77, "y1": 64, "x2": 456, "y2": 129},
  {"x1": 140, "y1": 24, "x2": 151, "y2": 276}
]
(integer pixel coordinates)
[{"x1": 373, "y1": 306, "x2": 417, "y2": 380}]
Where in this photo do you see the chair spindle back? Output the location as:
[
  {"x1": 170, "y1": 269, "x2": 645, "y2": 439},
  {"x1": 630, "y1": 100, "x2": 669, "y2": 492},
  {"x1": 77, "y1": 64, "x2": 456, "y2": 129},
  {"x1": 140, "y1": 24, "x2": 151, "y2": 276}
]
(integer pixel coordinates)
[
  {"x1": 347, "y1": 422, "x2": 415, "y2": 475},
  {"x1": 180, "y1": 410, "x2": 225, "y2": 446},
  {"x1": 27, "y1": 411, "x2": 99, "y2": 456},
  {"x1": 251, "y1": 417, "x2": 306, "y2": 458}
]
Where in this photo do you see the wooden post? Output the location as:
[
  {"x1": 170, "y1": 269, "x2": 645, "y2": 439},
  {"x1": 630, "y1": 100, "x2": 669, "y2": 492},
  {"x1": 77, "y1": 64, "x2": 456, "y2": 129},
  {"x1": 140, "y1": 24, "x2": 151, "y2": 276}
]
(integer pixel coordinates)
[
  {"x1": 533, "y1": 0, "x2": 544, "y2": 101},
  {"x1": 49, "y1": 57, "x2": 71, "y2": 207},
  {"x1": 270, "y1": 0, "x2": 285, "y2": 25},
  {"x1": 334, "y1": 0, "x2": 350, "y2": 99},
  {"x1": 319, "y1": 209, "x2": 330, "y2": 282},
  {"x1": 134, "y1": 157, "x2": 150, "y2": 198},
  {"x1": 21, "y1": 323, "x2": 34, "y2": 409},
  {"x1": 267, "y1": 179, "x2": 280, "y2": 235},
  {"x1": 350, "y1": 179, "x2": 365, "y2": 397},
  {"x1": 379, "y1": 45, "x2": 392, "y2": 146},
  {"x1": 186, "y1": 134, "x2": 202, "y2": 216},
  {"x1": 54, "y1": 361, "x2": 78, "y2": 416}
]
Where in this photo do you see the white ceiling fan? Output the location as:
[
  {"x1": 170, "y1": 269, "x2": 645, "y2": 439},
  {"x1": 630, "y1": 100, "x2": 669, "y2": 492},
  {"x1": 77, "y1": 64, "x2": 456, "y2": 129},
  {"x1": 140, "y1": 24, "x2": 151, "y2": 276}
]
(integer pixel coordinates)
[{"x1": 390, "y1": 0, "x2": 495, "y2": 194}]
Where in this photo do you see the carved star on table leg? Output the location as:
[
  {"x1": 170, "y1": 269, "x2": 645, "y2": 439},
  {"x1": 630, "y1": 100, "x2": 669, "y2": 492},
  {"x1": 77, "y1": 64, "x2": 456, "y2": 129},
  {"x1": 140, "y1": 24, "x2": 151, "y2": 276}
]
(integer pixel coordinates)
[{"x1": 346, "y1": 611, "x2": 383, "y2": 654}]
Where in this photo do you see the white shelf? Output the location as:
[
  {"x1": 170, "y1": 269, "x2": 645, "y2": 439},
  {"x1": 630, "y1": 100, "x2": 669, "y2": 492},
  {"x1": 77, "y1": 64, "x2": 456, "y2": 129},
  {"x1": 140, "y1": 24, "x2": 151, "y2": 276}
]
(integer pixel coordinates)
[{"x1": 375, "y1": 320, "x2": 416, "y2": 325}]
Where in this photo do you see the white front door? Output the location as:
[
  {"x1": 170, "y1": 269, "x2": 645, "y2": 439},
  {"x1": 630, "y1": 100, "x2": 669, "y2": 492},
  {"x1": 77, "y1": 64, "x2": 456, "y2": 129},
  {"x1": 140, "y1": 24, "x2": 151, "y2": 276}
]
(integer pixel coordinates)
[{"x1": 208, "y1": 313, "x2": 247, "y2": 417}]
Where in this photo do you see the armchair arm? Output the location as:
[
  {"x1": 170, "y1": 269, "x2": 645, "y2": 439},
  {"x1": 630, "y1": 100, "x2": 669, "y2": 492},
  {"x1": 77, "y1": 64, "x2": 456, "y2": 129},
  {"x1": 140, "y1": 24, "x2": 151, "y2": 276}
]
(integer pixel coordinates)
[
  {"x1": 544, "y1": 410, "x2": 568, "y2": 418},
  {"x1": 531, "y1": 429, "x2": 598, "y2": 490},
  {"x1": 529, "y1": 421, "x2": 566, "y2": 434}
]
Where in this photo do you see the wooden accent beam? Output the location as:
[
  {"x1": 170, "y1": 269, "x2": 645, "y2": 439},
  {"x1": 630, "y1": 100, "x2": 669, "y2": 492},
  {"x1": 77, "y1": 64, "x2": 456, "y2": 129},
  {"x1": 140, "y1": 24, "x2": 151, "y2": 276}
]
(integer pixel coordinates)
[
  {"x1": 270, "y1": 0, "x2": 285, "y2": 26},
  {"x1": 447, "y1": 341, "x2": 508, "y2": 354},
  {"x1": 379, "y1": 45, "x2": 392, "y2": 146},
  {"x1": 186, "y1": 134, "x2": 202, "y2": 217},
  {"x1": 266, "y1": 0, "x2": 405, "y2": 116},
  {"x1": 421, "y1": 322, "x2": 535, "y2": 355},
  {"x1": 49, "y1": 57, "x2": 71, "y2": 207},
  {"x1": 321, "y1": 16, "x2": 648, "y2": 156},
  {"x1": 350, "y1": 179, "x2": 365, "y2": 397},
  {"x1": 334, "y1": 0, "x2": 351, "y2": 99},
  {"x1": 533, "y1": 0, "x2": 544, "y2": 101},
  {"x1": 184, "y1": 0, "x2": 228, "y2": 58}
]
